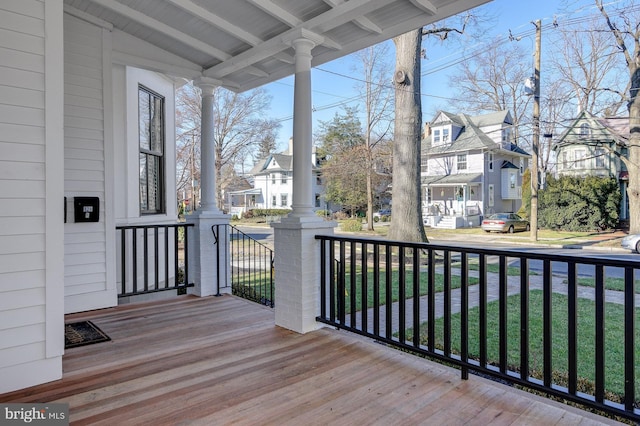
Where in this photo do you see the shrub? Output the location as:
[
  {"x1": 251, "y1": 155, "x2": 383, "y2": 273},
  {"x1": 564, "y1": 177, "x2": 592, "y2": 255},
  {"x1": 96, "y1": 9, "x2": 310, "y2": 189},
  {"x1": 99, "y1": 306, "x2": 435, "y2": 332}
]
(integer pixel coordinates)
[
  {"x1": 538, "y1": 175, "x2": 620, "y2": 231},
  {"x1": 340, "y1": 219, "x2": 362, "y2": 232},
  {"x1": 247, "y1": 208, "x2": 291, "y2": 217},
  {"x1": 315, "y1": 210, "x2": 330, "y2": 218},
  {"x1": 333, "y1": 211, "x2": 349, "y2": 220}
]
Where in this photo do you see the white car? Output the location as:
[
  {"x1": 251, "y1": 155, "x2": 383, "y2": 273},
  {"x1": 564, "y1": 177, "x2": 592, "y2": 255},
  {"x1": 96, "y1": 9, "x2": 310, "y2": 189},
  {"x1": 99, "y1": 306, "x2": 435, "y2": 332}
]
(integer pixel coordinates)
[{"x1": 621, "y1": 234, "x2": 640, "y2": 253}]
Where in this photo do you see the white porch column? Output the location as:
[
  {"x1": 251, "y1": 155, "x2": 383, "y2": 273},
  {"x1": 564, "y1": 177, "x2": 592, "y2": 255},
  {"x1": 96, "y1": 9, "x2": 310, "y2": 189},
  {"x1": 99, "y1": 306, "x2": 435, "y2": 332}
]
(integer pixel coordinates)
[
  {"x1": 289, "y1": 37, "x2": 316, "y2": 218},
  {"x1": 273, "y1": 31, "x2": 335, "y2": 333},
  {"x1": 186, "y1": 77, "x2": 230, "y2": 297}
]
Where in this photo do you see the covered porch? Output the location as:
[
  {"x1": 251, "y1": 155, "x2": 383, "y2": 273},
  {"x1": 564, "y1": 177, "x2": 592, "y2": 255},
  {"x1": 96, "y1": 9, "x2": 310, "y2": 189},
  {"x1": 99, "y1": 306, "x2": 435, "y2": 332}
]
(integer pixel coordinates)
[
  {"x1": 422, "y1": 173, "x2": 484, "y2": 229},
  {"x1": 0, "y1": 295, "x2": 618, "y2": 425}
]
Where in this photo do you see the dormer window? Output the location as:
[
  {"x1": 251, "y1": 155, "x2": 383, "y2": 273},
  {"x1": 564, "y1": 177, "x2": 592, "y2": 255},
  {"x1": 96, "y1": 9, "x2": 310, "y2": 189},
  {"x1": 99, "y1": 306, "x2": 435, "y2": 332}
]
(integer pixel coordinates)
[
  {"x1": 442, "y1": 128, "x2": 449, "y2": 142},
  {"x1": 433, "y1": 129, "x2": 440, "y2": 143},
  {"x1": 580, "y1": 123, "x2": 590, "y2": 138},
  {"x1": 502, "y1": 128, "x2": 511, "y2": 143}
]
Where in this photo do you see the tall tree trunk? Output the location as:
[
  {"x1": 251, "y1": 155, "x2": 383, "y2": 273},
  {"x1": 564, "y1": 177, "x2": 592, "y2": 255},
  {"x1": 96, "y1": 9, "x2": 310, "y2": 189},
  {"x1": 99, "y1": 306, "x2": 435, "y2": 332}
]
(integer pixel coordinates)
[{"x1": 388, "y1": 29, "x2": 428, "y2": 243}]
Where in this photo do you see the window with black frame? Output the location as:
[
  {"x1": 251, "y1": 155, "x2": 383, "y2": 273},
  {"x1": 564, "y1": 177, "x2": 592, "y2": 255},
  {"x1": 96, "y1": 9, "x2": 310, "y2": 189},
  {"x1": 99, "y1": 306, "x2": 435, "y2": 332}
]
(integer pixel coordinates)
[{"x1": 139, "y1": 86, "x2": 165, "y2": 214}]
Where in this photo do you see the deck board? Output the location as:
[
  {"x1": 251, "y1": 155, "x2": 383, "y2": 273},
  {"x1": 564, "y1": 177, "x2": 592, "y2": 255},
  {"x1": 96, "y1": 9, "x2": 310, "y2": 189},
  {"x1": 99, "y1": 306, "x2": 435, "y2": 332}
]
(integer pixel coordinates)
[{"x1": 0, "y1": 295, "x2": 622, "y2": 425}]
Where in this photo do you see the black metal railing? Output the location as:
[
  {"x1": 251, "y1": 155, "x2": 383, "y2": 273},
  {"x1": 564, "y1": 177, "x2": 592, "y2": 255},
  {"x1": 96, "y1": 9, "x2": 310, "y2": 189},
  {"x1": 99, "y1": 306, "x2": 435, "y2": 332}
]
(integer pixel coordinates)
[
  {"x1": 213, "y1": 224, "x2": 274, "y2": 307},
  {"x1": 116, "y1": 223, "x2": 194, "y2": 297},
  {"x1": 316, "y1": 234, "x2": 640, "y2": 423}
]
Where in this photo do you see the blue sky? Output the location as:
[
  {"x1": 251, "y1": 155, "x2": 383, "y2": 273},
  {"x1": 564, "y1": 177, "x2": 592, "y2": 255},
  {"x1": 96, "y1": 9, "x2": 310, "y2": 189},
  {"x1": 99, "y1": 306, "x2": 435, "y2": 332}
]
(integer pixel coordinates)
[{"x1": 262, "y1": 0, "x2": 607, "y2": 151}]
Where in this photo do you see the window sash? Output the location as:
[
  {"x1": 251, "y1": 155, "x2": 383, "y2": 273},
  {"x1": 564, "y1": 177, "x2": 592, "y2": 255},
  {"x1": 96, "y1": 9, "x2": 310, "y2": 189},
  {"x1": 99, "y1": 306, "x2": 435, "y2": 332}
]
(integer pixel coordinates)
[
  {"x1": 457, "y1": 154, "x2": 467, "y2": 170},
  {"x1": 139, "y1": 86, "x2": 165, "y2": 214}
]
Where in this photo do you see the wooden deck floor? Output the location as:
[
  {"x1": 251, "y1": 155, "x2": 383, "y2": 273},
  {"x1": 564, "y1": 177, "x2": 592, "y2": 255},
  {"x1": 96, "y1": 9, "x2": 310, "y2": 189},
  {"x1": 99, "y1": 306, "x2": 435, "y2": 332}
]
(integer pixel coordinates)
[{"x1": 0, "y1": 295, "x2": 621, "y2": 425}]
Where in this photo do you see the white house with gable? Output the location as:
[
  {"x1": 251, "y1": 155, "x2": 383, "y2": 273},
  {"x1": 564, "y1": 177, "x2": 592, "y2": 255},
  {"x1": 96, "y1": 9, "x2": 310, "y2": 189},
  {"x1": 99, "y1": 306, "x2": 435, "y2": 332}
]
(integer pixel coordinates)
[
  {"x1": 421, "y1": 110, "x2": 530, "y2": 228},
  {"x1": 229, "y1": 139, "x2": 326, "y2": 216}
]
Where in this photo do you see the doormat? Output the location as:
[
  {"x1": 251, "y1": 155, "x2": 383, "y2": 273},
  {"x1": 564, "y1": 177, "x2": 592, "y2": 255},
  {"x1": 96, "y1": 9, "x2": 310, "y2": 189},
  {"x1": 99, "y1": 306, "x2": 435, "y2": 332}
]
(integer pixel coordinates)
[{"x1": 65, "y1": 321, "x2": 111, "y2": 349}]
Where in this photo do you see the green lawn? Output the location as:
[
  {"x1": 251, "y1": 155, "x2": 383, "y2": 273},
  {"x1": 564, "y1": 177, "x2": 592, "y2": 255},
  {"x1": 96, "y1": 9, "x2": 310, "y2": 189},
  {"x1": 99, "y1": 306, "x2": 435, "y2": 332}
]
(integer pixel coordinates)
[
  {"x1": 411, "y1": 290, "x2": 640, "y2": 401},
  {"x1": 562, "y1": 277, "x2": 640, "y2": 294},
  {"x1": 339, "y1": 268, "x2": 478, "y2": 313}
]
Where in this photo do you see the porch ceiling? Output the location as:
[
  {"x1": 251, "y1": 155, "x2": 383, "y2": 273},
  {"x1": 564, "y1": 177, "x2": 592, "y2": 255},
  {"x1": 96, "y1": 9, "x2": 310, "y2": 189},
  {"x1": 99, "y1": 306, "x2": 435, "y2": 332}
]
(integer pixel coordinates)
[{"x1": 63, "y1": 0, "x2": 491, "y2": 91}]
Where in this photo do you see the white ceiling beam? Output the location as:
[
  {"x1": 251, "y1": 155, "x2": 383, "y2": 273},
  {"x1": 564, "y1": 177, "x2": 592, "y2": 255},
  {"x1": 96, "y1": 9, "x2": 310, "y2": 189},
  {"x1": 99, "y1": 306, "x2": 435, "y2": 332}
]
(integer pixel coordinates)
[
  {"x1": 273, "y1": 53, "x2": 295, "y2": 64},
  {"x1": 246, "y1": 0, "x2": 302, "y2": 28},
  {"x1": 85, "y1": 0, "x2": 232, "y2": 60},
  {"x1": 206, "y1": 0, "x2": 390, "y2": 79},
  {"x1": 165, "y1": 0, "x2": 263, "y2": 47},
  {"x1": 408, "y1": 0, "x2": 438, "y2": 15},
  {"x1": 322, "y1": 0, "x2": 382, "y2": 34}
]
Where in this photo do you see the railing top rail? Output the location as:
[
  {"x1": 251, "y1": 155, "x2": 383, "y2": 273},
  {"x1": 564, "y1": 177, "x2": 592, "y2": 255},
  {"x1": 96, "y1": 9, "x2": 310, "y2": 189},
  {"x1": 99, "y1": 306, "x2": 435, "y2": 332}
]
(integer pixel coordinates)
[
  {"x1": 116, "y1": 223, "x2": 194, "y2": 230},
  {"x1": 228, "y1": 224, "x2": 273, "y2": 252},
  {"x1": 315, "y1": 234, "x2": 640, "y2": 269}
]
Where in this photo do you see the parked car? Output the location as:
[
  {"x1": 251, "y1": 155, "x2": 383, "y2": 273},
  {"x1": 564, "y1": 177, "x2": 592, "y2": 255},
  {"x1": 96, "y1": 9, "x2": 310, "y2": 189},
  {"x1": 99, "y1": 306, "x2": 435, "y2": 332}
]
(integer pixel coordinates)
[
  {"x1": 373, "y1": 209, "x2": 391, "y2": 221},
  {"x1": 481, "y1": 213, "x2": 530, "y2": 233},
  {"x1": 621, "y1": 234, "x2": 640, "y2": 253}
]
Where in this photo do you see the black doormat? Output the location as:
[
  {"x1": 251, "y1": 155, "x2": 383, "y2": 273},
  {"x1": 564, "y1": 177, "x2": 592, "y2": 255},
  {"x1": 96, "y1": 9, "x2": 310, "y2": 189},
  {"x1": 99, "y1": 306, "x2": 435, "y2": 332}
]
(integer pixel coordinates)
[{"x1": 65, "y1": 321, "x2": 111, "y2": 349}]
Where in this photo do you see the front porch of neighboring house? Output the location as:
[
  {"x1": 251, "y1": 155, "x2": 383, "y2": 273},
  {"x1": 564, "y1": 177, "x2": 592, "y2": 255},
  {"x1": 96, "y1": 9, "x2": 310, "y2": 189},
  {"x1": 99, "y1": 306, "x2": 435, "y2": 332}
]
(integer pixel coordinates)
[{"x1": 422, "y1": 174, "x2": 484, "y2": 229}]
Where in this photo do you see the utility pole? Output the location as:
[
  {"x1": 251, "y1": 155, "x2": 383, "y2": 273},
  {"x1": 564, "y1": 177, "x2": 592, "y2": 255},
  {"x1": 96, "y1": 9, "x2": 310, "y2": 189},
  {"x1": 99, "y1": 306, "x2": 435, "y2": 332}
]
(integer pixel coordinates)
[{"x1": 530, "y1": 20, "x2": 541, "y2": 242}]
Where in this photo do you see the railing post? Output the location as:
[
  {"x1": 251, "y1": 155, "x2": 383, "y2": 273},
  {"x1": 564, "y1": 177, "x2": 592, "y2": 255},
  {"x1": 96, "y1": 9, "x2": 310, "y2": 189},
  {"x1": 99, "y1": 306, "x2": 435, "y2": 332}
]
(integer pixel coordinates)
[{"x1": 186, "y1": 212, "x2": 231, "y2": 297}]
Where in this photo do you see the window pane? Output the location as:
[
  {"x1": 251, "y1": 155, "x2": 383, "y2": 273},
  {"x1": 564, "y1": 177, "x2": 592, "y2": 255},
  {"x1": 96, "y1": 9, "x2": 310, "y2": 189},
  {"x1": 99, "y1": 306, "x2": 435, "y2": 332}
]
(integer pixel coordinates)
[
  {"x1": 150, "y1": 96, "x2": 163, "y2": 153},
  {"x1": 147, "y1": 155, "x2": 160, "y2": 212},
  {"x1": 140, "y1": 153, "x2": 148, "y2": 211},
  {"x1": 139, "y1": 90, "x2": 150, "y2": 151}
]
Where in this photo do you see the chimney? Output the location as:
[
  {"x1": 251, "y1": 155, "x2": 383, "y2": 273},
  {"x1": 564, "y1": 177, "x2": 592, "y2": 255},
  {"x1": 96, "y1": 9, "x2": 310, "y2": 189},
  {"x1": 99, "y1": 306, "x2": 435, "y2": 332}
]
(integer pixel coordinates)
[
  {"x1": 423, "y1": 122, "x2": 431, "y2": 139},
  {"x1": 287, "y1": 137, "x2": 293, "y2": 155}
]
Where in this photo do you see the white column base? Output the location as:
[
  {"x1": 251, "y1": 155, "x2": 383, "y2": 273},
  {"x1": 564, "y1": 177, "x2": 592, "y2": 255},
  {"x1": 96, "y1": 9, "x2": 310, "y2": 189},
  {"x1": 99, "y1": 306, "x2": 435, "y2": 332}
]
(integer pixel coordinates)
[
  {"x1": 272, "y1": 216, "x2": 335, "y2": 333},
  {"x1": 186, "y1": 211, "x2": 231, "y2": 297}
]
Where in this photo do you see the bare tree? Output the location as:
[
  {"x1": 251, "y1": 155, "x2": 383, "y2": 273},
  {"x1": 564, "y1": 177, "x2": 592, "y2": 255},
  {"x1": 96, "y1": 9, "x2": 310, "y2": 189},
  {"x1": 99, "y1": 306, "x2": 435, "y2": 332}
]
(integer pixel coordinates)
[
  {"x1": 596, "y1": 0, "x2": 640, "y2": 232},
  {"x1": 448, "y1": 41, "x2": 532, "y2": 146},
  {"x1": 550, "y1": 16, "x2": 627, "y2": 116},
  {"x1": 175, "y1": 83, "x2": 280, "y2": 209},
  {"x1": 353, "y1": 43, "x2": 394, "y2": 230},
  {"x1": 389, "y1": 29, "x2": 428, "y2": 242}
]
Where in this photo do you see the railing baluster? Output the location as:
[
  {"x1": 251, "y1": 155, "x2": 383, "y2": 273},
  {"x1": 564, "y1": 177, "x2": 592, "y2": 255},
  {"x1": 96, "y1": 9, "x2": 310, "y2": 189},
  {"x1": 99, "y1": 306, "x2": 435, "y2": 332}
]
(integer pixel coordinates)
[
  {"x1": 568, "y1": 261, "x2": 578, "y2": 395},
  {"x1": 361, "y1": 242, "x2": 368, "y2": 334},
  {"x1": 398, "y1": 246, "x2": 406, "y2": 344},
  {"x1": 427, "y1": 248, "x2": 435, "y2": 353},
  {"x1": 373, "y1": 244, "x2": 380, "y2": 337},
  {"x1": 543, "y1": 259, "x2": 552, "y2": 387},
  {"x1": 154, "y1": 226, "x2": 159, "y2": 291},
  {"x1": 132, "y1": 227, "x2": 138, "y2": 294},
  {"x1": 444, "y1": 250, "x2": 451, "y2": 357},
  {"x1": 520, "y1": 257, "x2": 529, "y2": 381},
  {"x1": 339, "y1": 240, "x2": 346, "y2": 325},
  {"x1": 460, "y1": 252, "x2": 468, "y2": 380},
  {"x1": 624, "y1": 266, "x2": 635, "y2": 411},
  {"x1": 350, "y1": 241, "x2": 357, "y2": 328},
  {"x1": 120, "y1": 228, "x2": 126, "y2": 295},
  {"x1": 479, "y1": 253, "x2": 487, "y2": 369},
  {"x1": 595, "y1": 264, "x2": 605, "y2": 403},
  {"x1": 412, "y1": 248, "x2": 420, "y2": 348},
  {"x1": 499, "y1": 255, "x2": 507, "y2": 374},
  {"x1": 385, "y1": 244, "x2": 392, "y2": 340},
  {"x1": 164, "y1": 225, "x2": 169, "y2": 289}
]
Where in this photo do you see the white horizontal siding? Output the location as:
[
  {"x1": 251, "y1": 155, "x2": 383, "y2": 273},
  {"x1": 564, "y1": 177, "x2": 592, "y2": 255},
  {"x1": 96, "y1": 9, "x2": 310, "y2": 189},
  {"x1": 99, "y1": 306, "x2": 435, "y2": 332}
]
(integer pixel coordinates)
[
  {"x1": 0, "y1": 3, "x2": 47, "y2": 376},
  {"x1": 0, "y1": 305, "x2": 45, "y2": 331},
  {"x1": 0, "y1": 0, "x2": 65, "y2": 394},
  {"x1": 63, "y1": 13, "x2": 113, "y2": 313}
]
